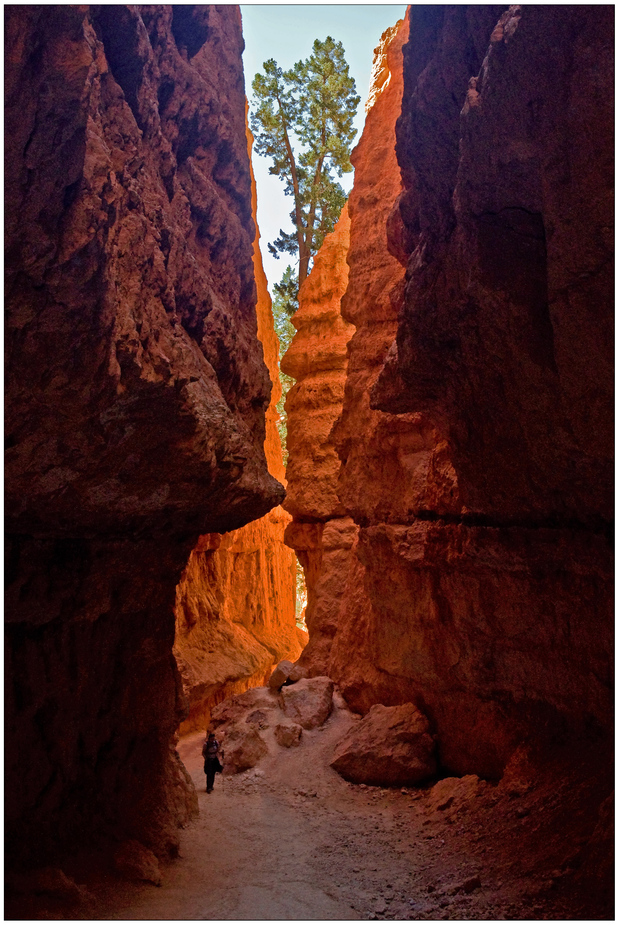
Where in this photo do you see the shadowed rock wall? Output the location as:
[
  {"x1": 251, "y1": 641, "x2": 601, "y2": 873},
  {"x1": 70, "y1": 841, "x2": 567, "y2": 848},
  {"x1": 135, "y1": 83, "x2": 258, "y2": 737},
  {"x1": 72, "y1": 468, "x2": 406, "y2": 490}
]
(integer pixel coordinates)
[
  {"x1": 5, "y1": 4, "x2": 283, "y2": 866},
  {"x1": 370, "y1": 4, "x2": 614, "y2": 771}
]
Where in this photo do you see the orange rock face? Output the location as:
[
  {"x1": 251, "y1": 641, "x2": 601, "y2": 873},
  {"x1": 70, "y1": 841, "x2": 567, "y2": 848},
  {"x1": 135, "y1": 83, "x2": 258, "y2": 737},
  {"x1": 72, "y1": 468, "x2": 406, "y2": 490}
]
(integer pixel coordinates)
[
  {"x1": 282, "y1": 206, "x2": 353, "y2": 521},
  {"x1": 281, "y1": 207, "x2": 354, "y2": 671},
  {"x1": 284, "y1": 19, "x2": 459, "y2": 698},
  {"x1": 173, "y1": 121, "x2": 302, "y2": 735},
  {"x1": 334, "y1": 16, "x2": 459, "y2": 527},
  {"x1": 379, "y1": 6, "x2": 614, "y2": 527}
]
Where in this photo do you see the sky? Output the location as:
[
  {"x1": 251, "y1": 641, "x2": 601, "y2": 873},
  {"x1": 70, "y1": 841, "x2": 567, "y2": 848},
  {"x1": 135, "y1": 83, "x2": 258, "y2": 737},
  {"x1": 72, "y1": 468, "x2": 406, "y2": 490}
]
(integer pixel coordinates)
[{"x1": 240, "y1": 4, "x2": 407, "y2": 292}]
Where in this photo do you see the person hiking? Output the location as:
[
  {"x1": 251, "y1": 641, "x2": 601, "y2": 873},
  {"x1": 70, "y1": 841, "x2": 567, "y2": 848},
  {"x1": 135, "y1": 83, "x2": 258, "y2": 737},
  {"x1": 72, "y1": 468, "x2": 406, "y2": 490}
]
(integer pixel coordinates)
[{"x1": 202, "y1": 731, "x2": 223, "y2": 793}]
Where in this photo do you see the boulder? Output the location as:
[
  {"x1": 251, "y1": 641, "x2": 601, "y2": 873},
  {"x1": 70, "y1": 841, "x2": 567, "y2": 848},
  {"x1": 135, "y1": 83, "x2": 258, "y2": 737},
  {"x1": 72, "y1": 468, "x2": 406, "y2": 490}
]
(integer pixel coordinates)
[
  {"x1": 245, "y1": 709, "x2": 269, "y2": 728},
  {"x1": 279, "y1": 677, "x2": 334, "y2": 730},
  {"x1": 220, "y1": 725, "x2": 268, "y2": 774},
  {"x1": 425, "y1": 774, "x2": 485, "y2": 816},
  {"x1": 210, "y1": 687, "x2": 279, "y2": 730},
  {"x1": 330, "y1": 702, "x2": 436, "y2": 786},
  {"x1": 274, "y1": 723, "x2": 303, "y2": 748},
  {"x1": 268, "y1": 660, "x2": 294, "y2": 690},
  {"x1": 287, "y1": 663, "x2": 308, "y2": 684},
  {"x1": 452, "y1": 875, "x2": 482, "y2": 895},
  {"x1": 114, "y1": 840, "x2": 162, "y2": 886}
]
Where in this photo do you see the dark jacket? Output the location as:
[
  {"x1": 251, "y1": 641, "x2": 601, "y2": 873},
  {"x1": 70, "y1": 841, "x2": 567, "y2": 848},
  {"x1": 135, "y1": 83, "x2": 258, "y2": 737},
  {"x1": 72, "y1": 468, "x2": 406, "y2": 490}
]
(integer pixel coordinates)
[{"x1": 202, "y1": 737, "x2": 222, "y2": 771}]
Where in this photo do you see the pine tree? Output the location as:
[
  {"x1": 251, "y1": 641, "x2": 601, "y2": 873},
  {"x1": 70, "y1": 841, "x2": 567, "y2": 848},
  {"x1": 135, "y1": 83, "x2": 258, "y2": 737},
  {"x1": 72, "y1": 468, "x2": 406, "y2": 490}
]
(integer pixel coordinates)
[
  {"x1": 272, "y1": 266, "x2": 297, "y2": 462},
  {"x1": 251, "y1": 37, "x2": 360, "y2": 290}
]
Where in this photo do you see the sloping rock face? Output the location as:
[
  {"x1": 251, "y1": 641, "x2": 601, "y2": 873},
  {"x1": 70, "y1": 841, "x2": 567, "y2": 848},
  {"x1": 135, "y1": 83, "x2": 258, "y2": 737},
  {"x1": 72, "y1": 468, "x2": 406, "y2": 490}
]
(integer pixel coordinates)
[
  {"x1": 5, "y1": 5, "x2": 283, "y2": 867},
  {"x1": 173, "y1": 123, "x2": 301, "y2": 735},
  {"x1": 281, "y1": 207, "x2": 354, "y2": 672}
]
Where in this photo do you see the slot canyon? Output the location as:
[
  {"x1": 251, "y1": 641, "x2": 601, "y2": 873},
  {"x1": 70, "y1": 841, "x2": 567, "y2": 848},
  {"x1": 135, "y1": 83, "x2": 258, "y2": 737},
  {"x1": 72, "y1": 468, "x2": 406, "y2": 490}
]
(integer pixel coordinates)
[{"x1": 4, "y1": 5, "x2": 613, "y2": 921}]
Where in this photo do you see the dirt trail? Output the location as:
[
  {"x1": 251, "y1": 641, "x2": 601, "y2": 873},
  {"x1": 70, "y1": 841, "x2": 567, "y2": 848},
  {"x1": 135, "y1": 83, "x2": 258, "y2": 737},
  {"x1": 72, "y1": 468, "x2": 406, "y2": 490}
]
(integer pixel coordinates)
[
  {"x1": 74, "y1": 692, "x2": 607, "y2": 921},
  {"x1": 9, "y1": 690, "x2": 609, "y2": 920}
]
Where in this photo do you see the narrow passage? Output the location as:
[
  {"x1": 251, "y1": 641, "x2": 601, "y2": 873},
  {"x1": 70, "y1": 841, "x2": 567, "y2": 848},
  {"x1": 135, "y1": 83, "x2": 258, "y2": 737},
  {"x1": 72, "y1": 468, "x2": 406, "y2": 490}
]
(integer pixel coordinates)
[{"x1": 87, "y1": 693, "x2": 595, "y2": 921}]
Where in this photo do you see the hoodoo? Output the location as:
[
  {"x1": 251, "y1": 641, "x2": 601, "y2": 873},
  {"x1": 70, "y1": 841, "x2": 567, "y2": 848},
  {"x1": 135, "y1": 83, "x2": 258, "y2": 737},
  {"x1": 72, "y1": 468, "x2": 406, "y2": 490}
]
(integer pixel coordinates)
[{"x1": 5, "y1": 5, "x2": 284, "y2": 866}]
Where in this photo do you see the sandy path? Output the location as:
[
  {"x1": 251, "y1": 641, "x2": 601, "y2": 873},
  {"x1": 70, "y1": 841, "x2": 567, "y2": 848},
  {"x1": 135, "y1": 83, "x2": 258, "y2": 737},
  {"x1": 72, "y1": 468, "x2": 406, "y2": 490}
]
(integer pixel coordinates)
[
  {"x1": 101, "y1": 704, "x2": 366, "y2": 920},
  {"x1": 65, "y1": 693, "x2": 607, "y2": 921}
]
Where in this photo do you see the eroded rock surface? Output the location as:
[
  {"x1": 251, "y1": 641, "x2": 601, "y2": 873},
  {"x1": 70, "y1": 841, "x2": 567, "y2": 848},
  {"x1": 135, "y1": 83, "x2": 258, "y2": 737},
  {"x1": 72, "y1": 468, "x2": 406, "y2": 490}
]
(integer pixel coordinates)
[
  {"x1": 5, "y1": 4, "x2": 282, "y2": 868},
  {"x1": 331, "y1": 702, "x2": 436, "y2": 786},
  {"x1": 279, "y1": 677, "x2": 335, "y2": 730},
  {"x1": 282, "y1": 207, "x2": 353, "y2": 521},
  {"x1": 209, "y1": 680, "x2": 334, "y2": 769},
  {"x1": 285, "y1": 8, "x2": 613, "y2": 782},
  {"x1": 370, "y1": 4, "x2": 614, "y2": 767},
  {"x1": 281, "y1": 207, "x2": 355, "y2": 674},
  {"x1": 378, "y1": 5, "x2": 614, "y2": 527}
]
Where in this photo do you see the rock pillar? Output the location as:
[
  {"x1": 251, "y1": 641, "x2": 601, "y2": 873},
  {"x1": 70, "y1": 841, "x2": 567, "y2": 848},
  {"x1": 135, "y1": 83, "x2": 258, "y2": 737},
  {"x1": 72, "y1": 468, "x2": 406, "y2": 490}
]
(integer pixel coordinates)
[{"x1": 5, "y1": 5, "x2": 282, "y2": 866}]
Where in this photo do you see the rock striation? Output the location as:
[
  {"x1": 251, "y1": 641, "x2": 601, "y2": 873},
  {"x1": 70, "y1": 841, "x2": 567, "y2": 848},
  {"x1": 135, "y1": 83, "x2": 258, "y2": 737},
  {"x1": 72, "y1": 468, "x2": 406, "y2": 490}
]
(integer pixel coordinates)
[
  {"x1": 378, "y1": 5, "x2": 614, "y2": 527},
  {"x1": 284, "y1": 18, "x2": 458, "y2": 709},
  {"x1": 173, "y1": 121, "x2": 302, "y2": 736},
  {"x1": 370, "y1": 4, "x2": 614, "y2": 771},
  {"x1": 5, "y1": 5, "x2": 283, "y2": 868},
  {"x1": 284, "y1": 5, "x2": 613, "y2": 789}
]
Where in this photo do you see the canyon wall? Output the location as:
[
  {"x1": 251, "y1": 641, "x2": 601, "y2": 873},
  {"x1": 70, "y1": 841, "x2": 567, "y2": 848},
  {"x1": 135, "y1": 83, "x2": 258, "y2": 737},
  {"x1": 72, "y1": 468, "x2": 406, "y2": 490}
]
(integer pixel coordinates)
[
  {"x1": 285, "y1": 5, "x2": 613, "y2": 782},
  {"x1": 5, "y1": 5, "x2": 283, "y2": 867},
  {"x1": 173, "y1": 124, "x2": 303, "y2": 735},
  {"x1": 371, "y1": 4, "x2": 614, "y2": 772}
]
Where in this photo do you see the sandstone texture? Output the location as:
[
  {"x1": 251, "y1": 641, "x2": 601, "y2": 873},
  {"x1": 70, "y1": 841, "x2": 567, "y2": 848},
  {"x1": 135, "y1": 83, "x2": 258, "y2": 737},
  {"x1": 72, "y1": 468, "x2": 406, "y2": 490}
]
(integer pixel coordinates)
[
  {"x1": 378, "y1": 5, "x2": 614, "y2": 528},
  {"x1": 281, "y1": 206, "x2": 354, "y2": 521},
  {"x1": 208, "y1": 680, "x2": 333, "y2": 768},
  {"x1": 370, "y1": 4, "x2": 613, "y2": 766},
  {"x1": 280, "y1": 214, "x2": 355, "y2": 677},
  {"x1": 5, "y1": 5, "x2": 284, "y2": 868},
  {"x1": 330, "y1": 703, "x2": 436, "y2": 786},
  {"x1": 279, "y1": 677, "x2": 335, "y2": 730},
  {"x1": 284, "y1": 8, "x2": 613, "y2": 790},
  {"x1": 173, "y1": 122, "x2": 301, "y2": 735},
  {"x1": 281, "y1": 207, "x2": 356, "y2": 675},
  {"x1": 268, "y1": 659, "x2": 295, "y2": 691},
  {"x1": 424, "y1": 775, "x2": 486, "y2": 819},
  {"x1": 274, "y1": 723, "x2": 303, "y2": 748},
  {"x1": 282, "y1": 20, "x2": 458, "y2": 706},
  {"x1": 218, "y1": 725, "x2": 268, "y2": 774},
  {"x1": 210, "y1": 686, "x2": 280, "y2": 730},
  {"x1": 334, "y1": 15, "x2": 459, "y2": 530}
]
